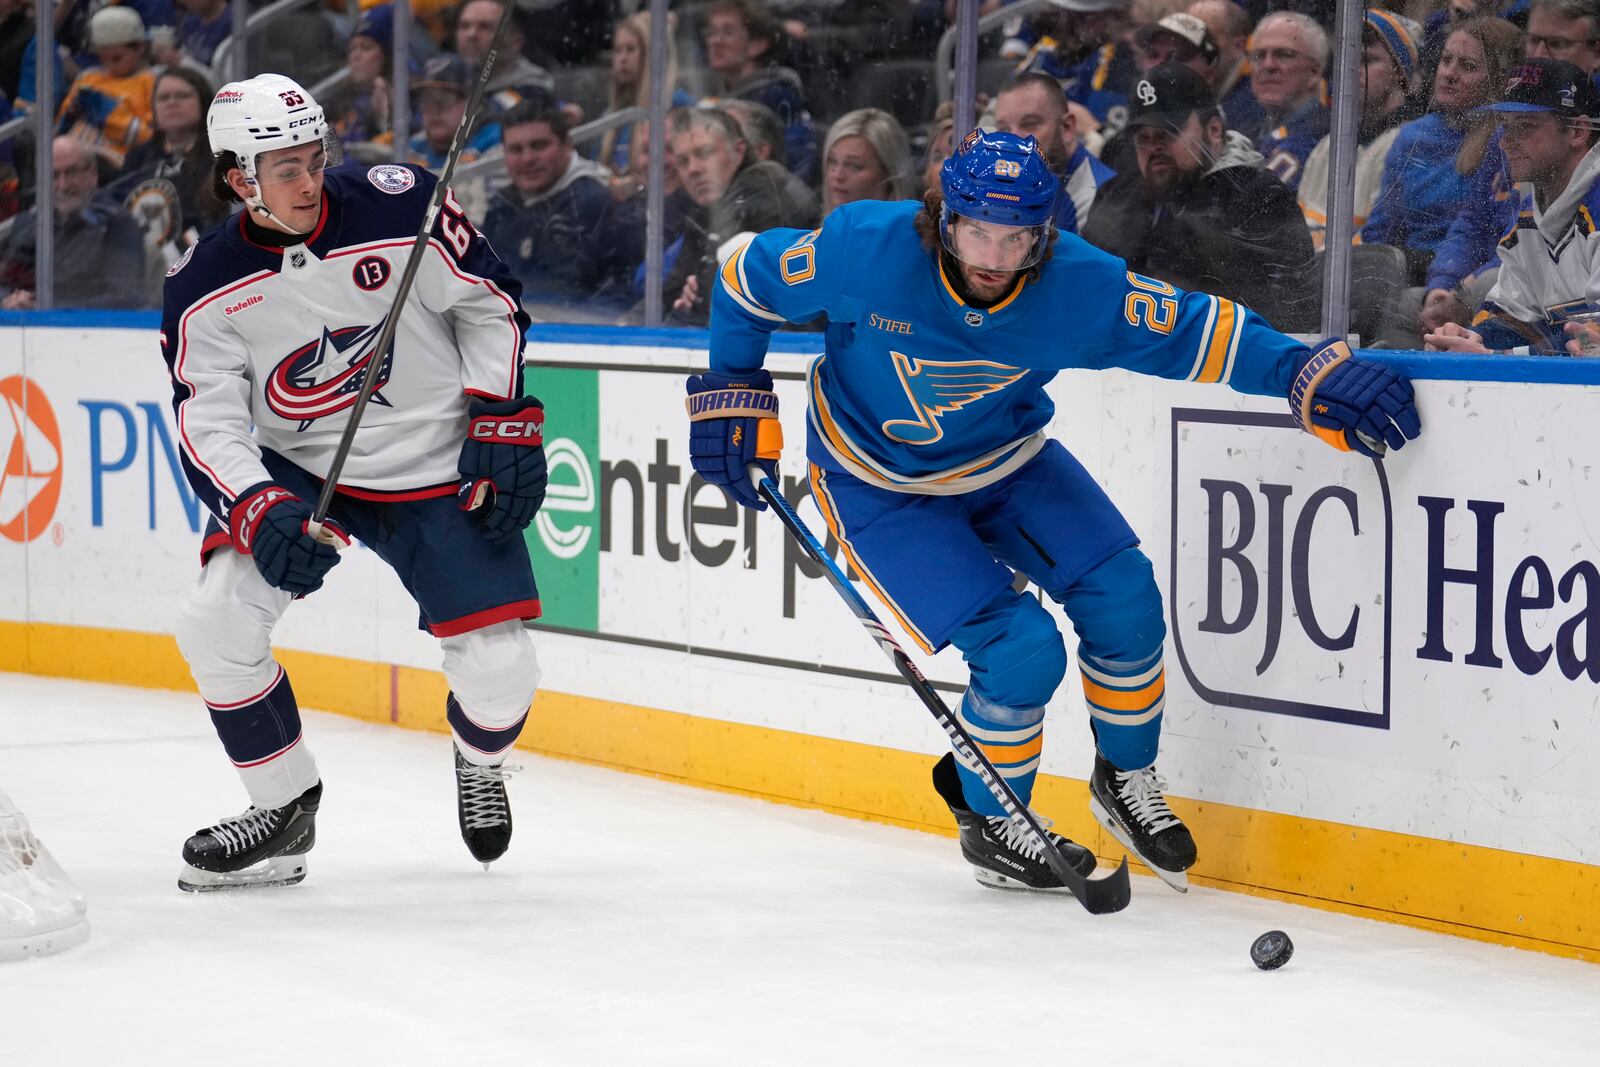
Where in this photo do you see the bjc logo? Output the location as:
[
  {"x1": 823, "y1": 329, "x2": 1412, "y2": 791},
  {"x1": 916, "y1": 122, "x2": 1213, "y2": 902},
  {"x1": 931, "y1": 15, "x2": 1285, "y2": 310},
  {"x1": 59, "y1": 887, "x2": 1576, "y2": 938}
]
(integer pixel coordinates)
[
  {"x1": 1168, "y1": 409, "x2": 1393, "y2": 728},
  {"x1": 0, "y1": 376, "x2": 62, "y2": 543}
]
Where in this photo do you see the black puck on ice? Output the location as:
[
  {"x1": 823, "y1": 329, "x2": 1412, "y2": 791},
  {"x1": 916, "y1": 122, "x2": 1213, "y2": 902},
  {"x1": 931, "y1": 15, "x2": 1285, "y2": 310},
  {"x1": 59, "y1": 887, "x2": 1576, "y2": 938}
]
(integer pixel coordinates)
[{"x1": 1251, "y1": 930, "x2": 1293, "y2": 970}]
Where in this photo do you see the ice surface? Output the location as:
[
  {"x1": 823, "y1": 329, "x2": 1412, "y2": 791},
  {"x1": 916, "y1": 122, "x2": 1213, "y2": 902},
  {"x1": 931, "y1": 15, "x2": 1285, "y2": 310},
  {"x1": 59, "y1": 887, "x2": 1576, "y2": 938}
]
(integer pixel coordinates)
[{"x1": 1, "y1": 673, "x2": 1597, "y2": 1064}]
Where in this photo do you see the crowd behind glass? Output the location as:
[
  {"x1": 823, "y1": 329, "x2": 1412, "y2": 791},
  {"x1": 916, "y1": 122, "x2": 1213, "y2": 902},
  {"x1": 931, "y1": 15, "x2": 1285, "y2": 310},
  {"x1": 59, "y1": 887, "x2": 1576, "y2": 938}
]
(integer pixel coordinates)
[{"x1": 2, "y1": 0, "x2": 1597, "y2": 353}]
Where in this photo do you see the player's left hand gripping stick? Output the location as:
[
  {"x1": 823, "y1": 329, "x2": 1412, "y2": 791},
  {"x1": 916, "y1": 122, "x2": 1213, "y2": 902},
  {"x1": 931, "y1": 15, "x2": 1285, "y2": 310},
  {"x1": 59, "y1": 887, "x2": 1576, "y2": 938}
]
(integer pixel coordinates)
[
  {"x1": 686, "y1": 369, "x2": 783, "y2": 510},
  {"x1": 458, "y1": 395, "x2": 548, "y2": 544},
  {"x1": 744, "y1": 464, "x2": 1133, "y2": 915},
  {"x1": 1290, "y1": 339, "x2": 1422, "y2": 459}
]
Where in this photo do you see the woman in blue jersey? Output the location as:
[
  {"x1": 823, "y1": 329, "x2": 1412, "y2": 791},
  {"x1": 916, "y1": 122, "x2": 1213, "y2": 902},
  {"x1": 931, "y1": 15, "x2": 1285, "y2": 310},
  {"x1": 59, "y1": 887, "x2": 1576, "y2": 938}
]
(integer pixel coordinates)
[{"x1": 685, "y1": 130, "x2": 1422, "y2": 895}]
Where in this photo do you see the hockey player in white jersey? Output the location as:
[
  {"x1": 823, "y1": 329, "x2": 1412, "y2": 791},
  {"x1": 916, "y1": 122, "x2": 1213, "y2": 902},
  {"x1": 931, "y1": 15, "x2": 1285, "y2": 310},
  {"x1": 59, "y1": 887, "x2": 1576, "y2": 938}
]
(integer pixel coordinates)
[{"x1": 161, "y1": 75, "x2": 546, "y2": 890}]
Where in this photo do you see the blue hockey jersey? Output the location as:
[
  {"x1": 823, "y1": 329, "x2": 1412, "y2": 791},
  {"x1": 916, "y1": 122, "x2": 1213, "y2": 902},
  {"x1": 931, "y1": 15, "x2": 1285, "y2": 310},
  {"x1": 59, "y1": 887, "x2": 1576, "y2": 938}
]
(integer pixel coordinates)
[{"x1": 710, "y1": 199, "x2": 1309, "y2": 493}]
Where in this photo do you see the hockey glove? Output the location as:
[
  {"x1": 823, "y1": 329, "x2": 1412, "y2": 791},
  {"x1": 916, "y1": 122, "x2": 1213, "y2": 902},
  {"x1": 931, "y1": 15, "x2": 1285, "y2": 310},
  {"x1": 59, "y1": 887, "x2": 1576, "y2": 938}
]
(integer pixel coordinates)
[
  {"x1": 458, "y1": 395, "x2": 547, "y2": 544},
  {"x1": 228, "y1": 483, "x2": 350, "y2": 597},
  {"x1": 1289, "y1": 340, "x2": 1421, "y2": 459},
  {"x1": 685, "y1": 369, "x2": 783, "y2": 510}
]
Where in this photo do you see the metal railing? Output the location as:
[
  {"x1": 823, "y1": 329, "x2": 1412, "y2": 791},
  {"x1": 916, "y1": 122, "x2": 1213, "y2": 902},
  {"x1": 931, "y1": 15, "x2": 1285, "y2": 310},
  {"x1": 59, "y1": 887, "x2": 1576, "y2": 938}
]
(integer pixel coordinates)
[
  {"x1": 211, "y1": 0, "x2": 328, "y2": 85},
  {"x1": 453, "y1": 107, "x2": 648, "y2": 183},
  {"x1": 935, "y1": 0, "x2": 1057, "y2": 104}
]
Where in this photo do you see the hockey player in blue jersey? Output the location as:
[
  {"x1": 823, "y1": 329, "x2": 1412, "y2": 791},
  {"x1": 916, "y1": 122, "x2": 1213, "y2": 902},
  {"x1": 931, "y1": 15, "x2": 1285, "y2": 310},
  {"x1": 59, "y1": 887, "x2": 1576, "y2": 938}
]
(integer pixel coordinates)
[{"x1": 687, "y1": 129, "x2": 1421, "y2": 893}]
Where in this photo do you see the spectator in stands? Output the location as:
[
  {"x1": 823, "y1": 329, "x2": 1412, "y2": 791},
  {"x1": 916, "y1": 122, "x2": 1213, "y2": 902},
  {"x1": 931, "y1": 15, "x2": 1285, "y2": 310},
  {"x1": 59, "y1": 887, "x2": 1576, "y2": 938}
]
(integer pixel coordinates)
[
  {"x1": 1101, "y1": 13, "x2": 1225, "y2": 173},
  {"x1": 330, "y1": 4, "x2": 396, "y2": 152},
  {"x1": 455, "y1": 0, "x2": 555, "y2": 102},
  {"x1": 1250, "y1": 11, "x2": 1330, "y2": 192},
  {"x1": 921, "y1": 101, "x2": 956, "y2": 195},
  {"x1": 174, "y1": 0, "x2": 229, "y2": 68},
  {"x1": 117, "y1": 66, "x2": 227, "y2": 241},
  {"x1": 0, "y1": 136, "x2": 145, "y2": 309},
  {"x1": 1081, "y1": 63, "x2": 1315, "y2": 330},
  {"x1": 1525, "y1": 0, "x2": 1600, "y2": 73},
  {"x1": 598, "y1": 11, "x2": 696, "y2": 176},
  {"x1": 722, "y1": 98, "x2": 789, "y2": 166},
  {"x1": 702, "y1": 0, "x2": 819, "y2": 181},
  {"x1": 482, "y1": 102, "x2": 621, "y2": 310},
  {"x1": 1425, "y1": 59, "x2": 1600, "y2": 353},
  {"x1": 993, "y1": 72, "x2": 1113, "y2": 234},
  {"x1": 1012, "y1": 0, "x2": 1140, "y2": 135},
  {"x1": 1, "y1": 0, "x2": 32, "y2": 106},
  {"x1": 663, "y1": 106, "x2": 817, "y2": 324},
  {"x1": 1297, "y1": 10, "x2": 1423, "y2": 250},
  {"x1": 821, "y1": 107, "x2": 913, "y2": 212},
  {"x1": 1188, "y1": 0, "x2": 1262, "y2": 137},
  {"x1": 1366, "y1": 17, "x2": 1524, "y2": 288},
  {"x1": 57, "y1": 6, "x2": 156, "y2": 167},
  {"x1": 407, "y1": 54, "x2": 502, "y2": 171},
  {"x1": 607, "y1": 120, "x2": 696, "y2": 302}
]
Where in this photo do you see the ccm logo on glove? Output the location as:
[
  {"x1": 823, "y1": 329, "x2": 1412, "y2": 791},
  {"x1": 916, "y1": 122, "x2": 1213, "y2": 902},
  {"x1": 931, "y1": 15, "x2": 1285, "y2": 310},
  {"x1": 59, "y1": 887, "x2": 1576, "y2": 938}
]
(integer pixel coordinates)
[
  {"x1": 470, "y1": 416, "x2": 544, "y2": 443},
  {"x1": 231, "y1": 485, "x2": 296, "y2": 554}
]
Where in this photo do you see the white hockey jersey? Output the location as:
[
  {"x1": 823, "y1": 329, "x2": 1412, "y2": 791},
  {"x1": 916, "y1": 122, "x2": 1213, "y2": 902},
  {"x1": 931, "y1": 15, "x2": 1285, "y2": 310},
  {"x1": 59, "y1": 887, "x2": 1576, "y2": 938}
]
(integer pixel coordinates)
[
  {"x1": 159, "y1": 163, "x2": 530, "y2": 528},
  {"x1": 1474, "y1": 141, "x2": 1600, "y2": 351}
]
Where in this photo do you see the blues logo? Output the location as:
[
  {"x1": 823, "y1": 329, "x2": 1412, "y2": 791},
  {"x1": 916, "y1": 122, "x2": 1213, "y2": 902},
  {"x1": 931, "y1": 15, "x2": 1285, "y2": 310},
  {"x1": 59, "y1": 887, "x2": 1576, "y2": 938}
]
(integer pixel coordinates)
[{"x1": 264, "y1": 322, "x2": 392, "y2": 431}]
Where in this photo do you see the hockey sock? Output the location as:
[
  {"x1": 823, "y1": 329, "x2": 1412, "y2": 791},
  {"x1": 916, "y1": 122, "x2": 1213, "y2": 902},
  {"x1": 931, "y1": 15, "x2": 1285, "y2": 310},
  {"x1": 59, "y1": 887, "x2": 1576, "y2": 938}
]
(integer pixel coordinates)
[
  {"x1": 446, "y1": 692, "x2": 529, "y2": 765},
  {"x1": 953, "y1": 689, "x2": 1046, "y2": 817},
  {"x1": 1079, "y1": 646, "x2": 1165, "y2": 770},
  {"x1": 205, "y1": 666, "x2": 318, "y2": 808}
]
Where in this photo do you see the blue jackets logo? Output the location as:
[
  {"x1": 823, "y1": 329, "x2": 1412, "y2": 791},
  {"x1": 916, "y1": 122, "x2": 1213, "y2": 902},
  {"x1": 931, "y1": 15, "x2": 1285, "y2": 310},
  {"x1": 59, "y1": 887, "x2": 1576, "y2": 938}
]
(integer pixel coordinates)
[{"x1": 264, "y1": 322, "x2": 392, "y2": 431}]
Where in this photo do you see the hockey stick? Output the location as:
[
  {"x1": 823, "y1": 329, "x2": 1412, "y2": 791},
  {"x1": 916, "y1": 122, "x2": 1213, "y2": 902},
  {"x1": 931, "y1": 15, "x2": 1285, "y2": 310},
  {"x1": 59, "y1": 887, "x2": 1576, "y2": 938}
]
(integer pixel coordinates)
[
  {"x1": 752, "y1": 468, "x2": 1132, "y2": 915},
  {"x1": 306, "y1": 0, "x2": 517, "y2": 538}
]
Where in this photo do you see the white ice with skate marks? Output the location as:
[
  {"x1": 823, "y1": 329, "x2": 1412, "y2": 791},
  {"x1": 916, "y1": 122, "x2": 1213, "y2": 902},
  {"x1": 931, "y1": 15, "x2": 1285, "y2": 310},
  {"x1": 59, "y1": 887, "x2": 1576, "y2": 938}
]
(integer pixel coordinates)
[{"x1": 1, "y1": 673, "x2": 1596, "y2": 1064}]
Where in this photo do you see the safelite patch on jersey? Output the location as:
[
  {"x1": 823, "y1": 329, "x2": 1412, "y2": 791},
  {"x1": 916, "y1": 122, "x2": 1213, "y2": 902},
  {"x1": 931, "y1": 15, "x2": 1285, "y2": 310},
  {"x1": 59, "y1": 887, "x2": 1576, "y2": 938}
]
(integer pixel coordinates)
[{"x1": 367, "y1": 165, "x2": 415, "y2": 195}]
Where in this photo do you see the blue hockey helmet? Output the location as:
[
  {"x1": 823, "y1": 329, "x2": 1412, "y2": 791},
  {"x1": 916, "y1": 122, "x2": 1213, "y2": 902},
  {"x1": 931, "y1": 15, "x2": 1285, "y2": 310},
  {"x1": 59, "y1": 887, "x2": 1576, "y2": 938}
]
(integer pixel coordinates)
[{"x1": 938, "y1": 129, "x2": 1058, "y2": 272}]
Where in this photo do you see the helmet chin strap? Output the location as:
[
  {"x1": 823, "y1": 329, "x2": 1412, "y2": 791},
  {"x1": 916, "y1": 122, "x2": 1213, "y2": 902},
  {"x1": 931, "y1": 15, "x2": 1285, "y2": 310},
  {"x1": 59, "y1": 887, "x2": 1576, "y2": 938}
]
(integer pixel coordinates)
[{"x1": 240, "y1": 157, "x2": 308, "y2": 235}]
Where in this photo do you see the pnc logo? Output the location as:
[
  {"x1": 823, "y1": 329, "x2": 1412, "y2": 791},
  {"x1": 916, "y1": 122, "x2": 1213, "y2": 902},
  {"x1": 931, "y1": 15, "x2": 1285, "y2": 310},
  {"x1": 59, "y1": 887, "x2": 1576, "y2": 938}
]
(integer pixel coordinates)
[{"x1": 0, "y1": 376, "x2": 63, "y2": 543}]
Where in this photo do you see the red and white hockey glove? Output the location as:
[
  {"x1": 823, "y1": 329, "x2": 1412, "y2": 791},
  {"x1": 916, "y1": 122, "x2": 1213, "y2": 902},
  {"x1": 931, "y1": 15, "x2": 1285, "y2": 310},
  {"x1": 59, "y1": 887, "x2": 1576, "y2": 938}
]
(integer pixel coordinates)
[
  {"x1": 458, "y1": 395, "x2": 547, "y2": 544},
  {"x1": 228, "y1": 483, "x2": 350, "y2": 596}
]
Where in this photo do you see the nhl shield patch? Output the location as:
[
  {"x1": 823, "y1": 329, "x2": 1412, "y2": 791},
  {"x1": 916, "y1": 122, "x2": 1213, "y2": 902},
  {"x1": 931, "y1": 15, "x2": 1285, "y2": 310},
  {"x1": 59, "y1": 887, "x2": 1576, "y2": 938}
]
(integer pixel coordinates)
[{"x1": 367, "y1": 165, "x2": 415, "y2": 195}]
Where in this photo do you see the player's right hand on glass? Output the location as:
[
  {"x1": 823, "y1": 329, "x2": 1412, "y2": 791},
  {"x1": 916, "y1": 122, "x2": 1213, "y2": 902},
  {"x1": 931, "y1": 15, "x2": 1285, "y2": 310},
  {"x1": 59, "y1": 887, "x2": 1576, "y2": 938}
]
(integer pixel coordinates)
[
  {"x1": 685, "y1": 369, "x2": 783, "y2": 510},
  {"x1": 228, "y1": 483, "x2": 350, "y2": 596}
]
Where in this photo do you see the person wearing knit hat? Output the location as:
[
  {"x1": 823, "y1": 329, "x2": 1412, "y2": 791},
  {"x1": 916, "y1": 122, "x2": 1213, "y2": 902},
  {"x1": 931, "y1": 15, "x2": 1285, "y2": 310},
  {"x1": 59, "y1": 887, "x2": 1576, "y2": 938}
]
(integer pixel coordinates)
[
  {"x1": 55, "y1": 5, "x2": 156, "y2": 165},
  {"x1": 1295, "y1": 8, "x2": 1424, "y2": 251},
  {"x1": 330, "y1": 3, "x2": 402, "y2": 151}
]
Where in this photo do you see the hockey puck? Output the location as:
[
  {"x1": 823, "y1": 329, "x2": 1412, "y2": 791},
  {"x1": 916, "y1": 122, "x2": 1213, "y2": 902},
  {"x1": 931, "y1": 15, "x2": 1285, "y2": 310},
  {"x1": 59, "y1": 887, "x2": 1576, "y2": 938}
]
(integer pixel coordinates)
[{"x1": 1251, "y1": 930, "x2": 1293, "y2": 970}]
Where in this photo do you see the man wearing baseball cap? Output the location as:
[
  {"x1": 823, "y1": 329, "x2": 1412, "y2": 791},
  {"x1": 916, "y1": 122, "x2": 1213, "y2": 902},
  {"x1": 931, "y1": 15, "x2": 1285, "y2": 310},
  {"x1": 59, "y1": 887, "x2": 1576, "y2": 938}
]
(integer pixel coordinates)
[
  {"x1": 1426, "y1": 58, "x2": 1600, "y2": 353},
  {"x1": 55, "y1": 6, "x2": 156, "y2": 165},
  {"x1": 1081, "y1": 62, "x2": 1315, "y2": 330},
  {"x1": 407, "y1": 53, "x2": 505, "y2": 171}
]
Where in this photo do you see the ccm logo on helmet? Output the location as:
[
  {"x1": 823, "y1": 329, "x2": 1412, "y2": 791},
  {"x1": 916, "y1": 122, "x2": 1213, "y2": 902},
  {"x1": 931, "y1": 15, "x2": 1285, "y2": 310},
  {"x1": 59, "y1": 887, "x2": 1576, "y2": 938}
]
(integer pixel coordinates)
[{"x1": 472, "y1": 419, "x2": 543, "y2": 444}]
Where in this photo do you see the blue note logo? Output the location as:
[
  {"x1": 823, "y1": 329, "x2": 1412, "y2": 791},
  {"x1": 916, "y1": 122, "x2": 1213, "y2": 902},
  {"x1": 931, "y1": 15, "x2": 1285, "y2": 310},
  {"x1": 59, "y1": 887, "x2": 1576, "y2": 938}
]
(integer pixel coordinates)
[{"x1": 880, "y1": 352, "x2": 1026, "y2": 446}]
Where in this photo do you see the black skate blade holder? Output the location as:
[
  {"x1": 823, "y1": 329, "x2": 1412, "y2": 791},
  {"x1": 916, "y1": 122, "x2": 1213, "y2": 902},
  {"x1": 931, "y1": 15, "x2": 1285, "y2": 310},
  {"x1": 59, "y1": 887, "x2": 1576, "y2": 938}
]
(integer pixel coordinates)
[{"x1": 750, "y1": 467, "x2": 1133, "y2": 914}]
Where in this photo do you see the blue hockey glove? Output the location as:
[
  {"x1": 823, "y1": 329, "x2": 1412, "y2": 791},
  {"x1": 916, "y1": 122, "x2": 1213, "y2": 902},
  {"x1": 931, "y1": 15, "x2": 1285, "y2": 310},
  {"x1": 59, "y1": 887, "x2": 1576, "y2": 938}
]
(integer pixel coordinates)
[
  {"x1": 229, "y1": 483, "x2": 350, "y2": 596},
  {"x1": 685, "y1": 369, "x2": 783, "y2": 510},
  {"x1": 1289, "y1": 340, "x2": 1421, "y2": 459},
  {"x1": 458, "y1": 395, "x2": 547, "y2": 544}
]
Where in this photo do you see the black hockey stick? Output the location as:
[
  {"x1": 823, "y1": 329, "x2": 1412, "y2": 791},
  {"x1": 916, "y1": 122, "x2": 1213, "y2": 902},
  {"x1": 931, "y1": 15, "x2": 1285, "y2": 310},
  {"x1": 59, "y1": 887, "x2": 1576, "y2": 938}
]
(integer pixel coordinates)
[
  {"x1": 752, "y1": 468, "x2": 1132, "y2": 915},
  {"x1": 307, "y1": 0, "x2": 517, "y2": 537}
]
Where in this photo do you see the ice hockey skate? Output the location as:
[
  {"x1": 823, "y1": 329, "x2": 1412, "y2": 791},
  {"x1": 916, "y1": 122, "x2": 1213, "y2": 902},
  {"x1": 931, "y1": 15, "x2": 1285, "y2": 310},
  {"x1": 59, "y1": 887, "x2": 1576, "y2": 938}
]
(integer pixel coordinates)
[
  {"x1": 931, "y1": 752, "x2": 1097, "y2": 892},
  {"x1": 1088, "y1": 753, "x2": 1196, "y2": 892},
  {"x1": 1, "y1": 792, "x2": 90, "y2": 961},
  {"x1": 455, "y1": 748, "x2": 513, "y2": 868},
  {"x1": 178, "y1": 782, "x2": 321, "y2": 892}
]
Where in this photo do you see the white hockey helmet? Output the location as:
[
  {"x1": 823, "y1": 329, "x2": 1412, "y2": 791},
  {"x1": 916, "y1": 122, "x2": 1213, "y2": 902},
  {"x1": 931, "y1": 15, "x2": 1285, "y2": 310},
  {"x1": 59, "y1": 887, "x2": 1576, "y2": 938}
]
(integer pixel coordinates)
[{"x1": 208, "y1": 74, "x2": 338, "y2": 224}]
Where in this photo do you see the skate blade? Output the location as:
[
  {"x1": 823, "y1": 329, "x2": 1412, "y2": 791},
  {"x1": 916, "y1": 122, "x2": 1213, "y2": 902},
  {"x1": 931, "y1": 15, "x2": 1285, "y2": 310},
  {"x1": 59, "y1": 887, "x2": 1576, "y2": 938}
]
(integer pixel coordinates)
[
  {"x1": 0, "y1": 917, "x2": 90, "y2": 962},
  {"x1": 972, "y1": 867, "x2": 1074, "y2": 894},
  {"x1": 1089, "y1": 797, "x2": 1190, "y2": 894},
  {"x1": 178, "y1": 855, "x2": 307, "y2": 893}
]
